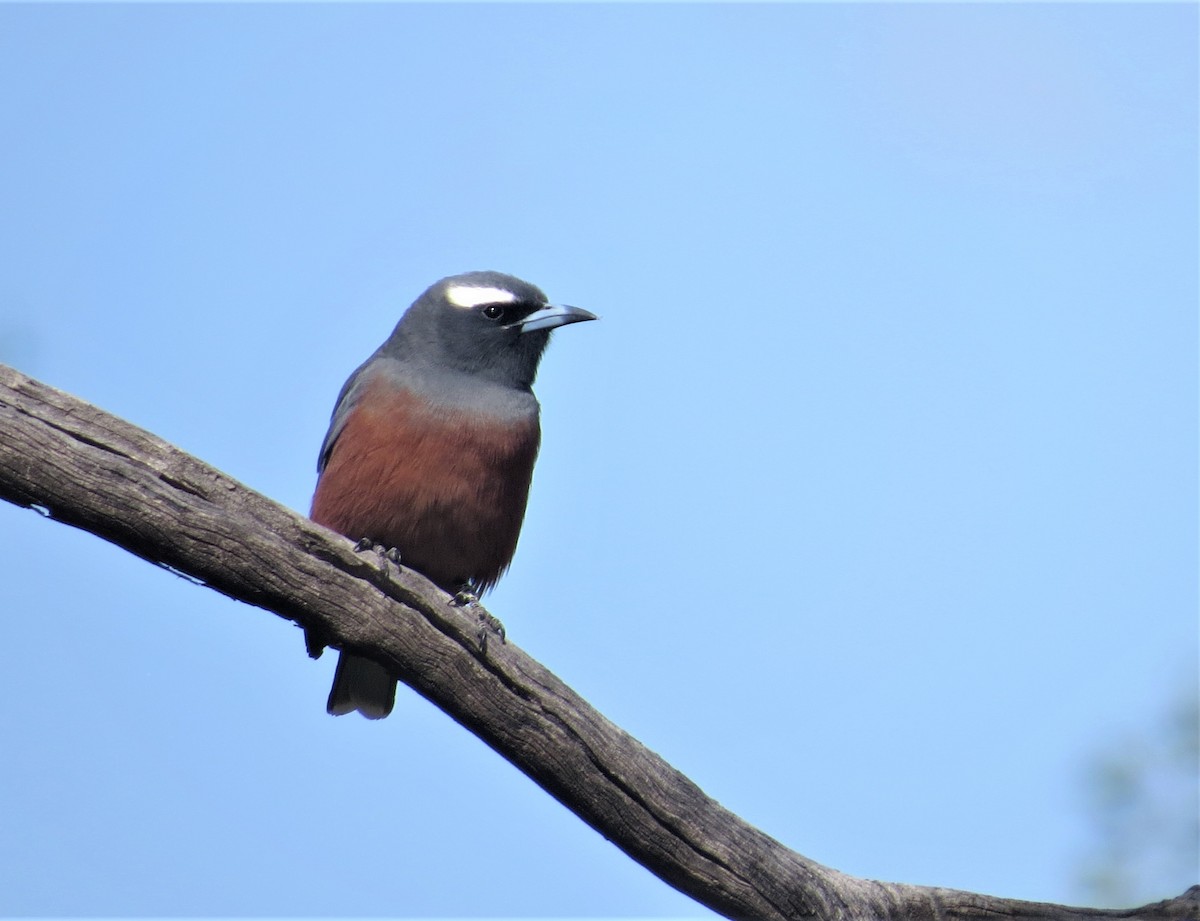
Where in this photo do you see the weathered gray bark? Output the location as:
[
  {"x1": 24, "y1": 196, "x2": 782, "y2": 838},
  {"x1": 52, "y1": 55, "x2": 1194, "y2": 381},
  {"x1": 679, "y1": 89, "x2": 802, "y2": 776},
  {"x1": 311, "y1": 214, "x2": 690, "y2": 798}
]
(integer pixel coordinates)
[{"x1": 0, "y1": 363, "x2": 1194, "y2": 921}]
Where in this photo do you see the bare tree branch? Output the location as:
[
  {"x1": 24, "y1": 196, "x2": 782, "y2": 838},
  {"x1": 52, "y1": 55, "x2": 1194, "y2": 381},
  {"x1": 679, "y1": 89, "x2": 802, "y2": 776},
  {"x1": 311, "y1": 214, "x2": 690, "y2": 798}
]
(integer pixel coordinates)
[{"x1": 0, "y1": 363, "x2": 1194, "y2": 921}]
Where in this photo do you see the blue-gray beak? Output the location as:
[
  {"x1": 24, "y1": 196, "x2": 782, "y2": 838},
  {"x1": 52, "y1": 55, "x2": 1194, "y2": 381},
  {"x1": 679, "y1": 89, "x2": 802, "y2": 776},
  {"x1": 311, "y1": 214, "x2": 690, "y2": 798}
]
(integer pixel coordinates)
[{"x1": 509, "y1": 303, "x2": 598, "y2": 334}]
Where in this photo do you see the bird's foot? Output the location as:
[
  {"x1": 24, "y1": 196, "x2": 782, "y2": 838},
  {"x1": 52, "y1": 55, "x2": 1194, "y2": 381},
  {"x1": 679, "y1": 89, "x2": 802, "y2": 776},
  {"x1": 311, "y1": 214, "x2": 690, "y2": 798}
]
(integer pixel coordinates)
[
  {"x1": 475, "y1": 609, "x2": 507, "y2": 654},
  {"x1": 450, "y1": 581, "x2": 506, "y2": 653},
  {"x1": 353, "y1": 538, "x2": 401, "y2": 568}
]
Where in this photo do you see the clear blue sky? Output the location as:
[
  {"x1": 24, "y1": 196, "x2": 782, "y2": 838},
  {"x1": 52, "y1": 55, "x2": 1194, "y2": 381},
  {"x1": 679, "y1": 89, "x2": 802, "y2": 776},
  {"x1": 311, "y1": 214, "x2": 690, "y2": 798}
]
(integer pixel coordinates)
[{"x1": 0, "y1": 4, "x2": 1195, "y2": 918}]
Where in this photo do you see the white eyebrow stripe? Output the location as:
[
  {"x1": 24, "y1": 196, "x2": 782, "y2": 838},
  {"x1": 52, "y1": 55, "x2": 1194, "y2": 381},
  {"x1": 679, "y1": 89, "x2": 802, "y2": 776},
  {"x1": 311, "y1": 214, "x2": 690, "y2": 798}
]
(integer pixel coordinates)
[{"x1": 445, "y1": 285, "x2": 519, "y2": 309}]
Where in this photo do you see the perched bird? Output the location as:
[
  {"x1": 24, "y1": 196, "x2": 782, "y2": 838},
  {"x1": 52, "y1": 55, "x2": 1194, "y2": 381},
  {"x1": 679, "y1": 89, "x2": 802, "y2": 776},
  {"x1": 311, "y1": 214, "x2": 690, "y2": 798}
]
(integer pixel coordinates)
[{"x1": 309, "y1": 271, "x2": 596, "y2": 718}]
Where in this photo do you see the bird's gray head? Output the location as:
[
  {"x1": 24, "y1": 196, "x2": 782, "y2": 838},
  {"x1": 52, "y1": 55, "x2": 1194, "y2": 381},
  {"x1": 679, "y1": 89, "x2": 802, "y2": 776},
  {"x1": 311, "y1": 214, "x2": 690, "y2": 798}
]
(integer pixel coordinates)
[{"x1": 383, "y1": 271, "x2": 596, "y2": 390}]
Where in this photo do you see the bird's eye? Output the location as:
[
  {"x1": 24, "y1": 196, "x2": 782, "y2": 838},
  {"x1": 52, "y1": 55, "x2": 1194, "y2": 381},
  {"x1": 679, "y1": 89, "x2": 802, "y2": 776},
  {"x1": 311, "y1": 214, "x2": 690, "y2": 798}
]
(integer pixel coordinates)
[{"x1": 482, "y1": 304, "x2": 506, "y2": 321}]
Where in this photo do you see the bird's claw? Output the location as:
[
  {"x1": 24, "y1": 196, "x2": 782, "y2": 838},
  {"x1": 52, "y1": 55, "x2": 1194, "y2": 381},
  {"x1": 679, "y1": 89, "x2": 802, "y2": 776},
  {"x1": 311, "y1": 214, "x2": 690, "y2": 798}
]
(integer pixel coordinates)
[
  {"x1": 450, "y1": 582, "x2": 506, "y2": 654},
  {"x1": 352, "y1": 538, "x2": 401, "y2": 568},
  {"x1": 475, "y1": 609, "x2": 507, "y2": 655}
]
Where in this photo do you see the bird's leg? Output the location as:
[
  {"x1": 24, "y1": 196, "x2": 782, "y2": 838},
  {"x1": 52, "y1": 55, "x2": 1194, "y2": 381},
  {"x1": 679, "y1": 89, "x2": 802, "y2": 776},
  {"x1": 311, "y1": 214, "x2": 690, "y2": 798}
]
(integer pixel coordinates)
[{"x1": 451, "y1": 580, "x2": 480, "y2": 607}]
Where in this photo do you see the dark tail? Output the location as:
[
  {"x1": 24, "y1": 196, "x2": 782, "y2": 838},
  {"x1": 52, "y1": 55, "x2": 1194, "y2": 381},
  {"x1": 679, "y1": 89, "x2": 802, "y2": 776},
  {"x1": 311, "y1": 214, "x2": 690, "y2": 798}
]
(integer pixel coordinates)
[{"x1": 326, "y1": 652, "x2": 396, "y2": 719}]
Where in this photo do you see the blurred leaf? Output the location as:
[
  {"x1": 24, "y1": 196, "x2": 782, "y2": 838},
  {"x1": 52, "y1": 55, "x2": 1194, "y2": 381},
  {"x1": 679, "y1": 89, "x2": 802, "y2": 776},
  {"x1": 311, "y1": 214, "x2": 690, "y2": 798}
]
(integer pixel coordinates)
[{"x1": 1077, "y1": 669, "x2": 1199, "y2": 906}]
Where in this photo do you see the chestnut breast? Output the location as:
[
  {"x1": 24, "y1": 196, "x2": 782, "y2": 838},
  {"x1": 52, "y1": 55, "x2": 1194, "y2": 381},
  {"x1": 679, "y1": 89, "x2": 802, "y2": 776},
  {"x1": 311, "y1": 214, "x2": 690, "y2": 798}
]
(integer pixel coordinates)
[{"x1": 310, "y1": 371, "x2": 541, "y2": 592}]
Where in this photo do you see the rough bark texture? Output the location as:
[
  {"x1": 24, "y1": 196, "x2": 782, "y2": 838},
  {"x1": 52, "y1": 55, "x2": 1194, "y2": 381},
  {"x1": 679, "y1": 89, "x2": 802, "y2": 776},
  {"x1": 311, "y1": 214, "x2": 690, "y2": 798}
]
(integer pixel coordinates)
[{"x1": 0, "y1": 363, "x2": 1194, "y2": 921}]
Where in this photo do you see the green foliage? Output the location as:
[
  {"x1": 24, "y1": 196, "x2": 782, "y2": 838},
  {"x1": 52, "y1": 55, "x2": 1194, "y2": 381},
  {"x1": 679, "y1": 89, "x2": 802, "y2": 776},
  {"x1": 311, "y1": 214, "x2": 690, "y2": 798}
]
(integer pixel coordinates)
[{"x1": 1077, "y1": 669, "x2": 1199, "y2": 906}]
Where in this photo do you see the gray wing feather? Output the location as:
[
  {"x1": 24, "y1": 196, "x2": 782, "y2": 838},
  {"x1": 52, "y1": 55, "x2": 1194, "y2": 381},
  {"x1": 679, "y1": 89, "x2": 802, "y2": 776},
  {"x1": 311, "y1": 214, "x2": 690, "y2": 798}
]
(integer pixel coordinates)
[{"x1": 317, "y1": 355, "x2": 380, "y2": 474}]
